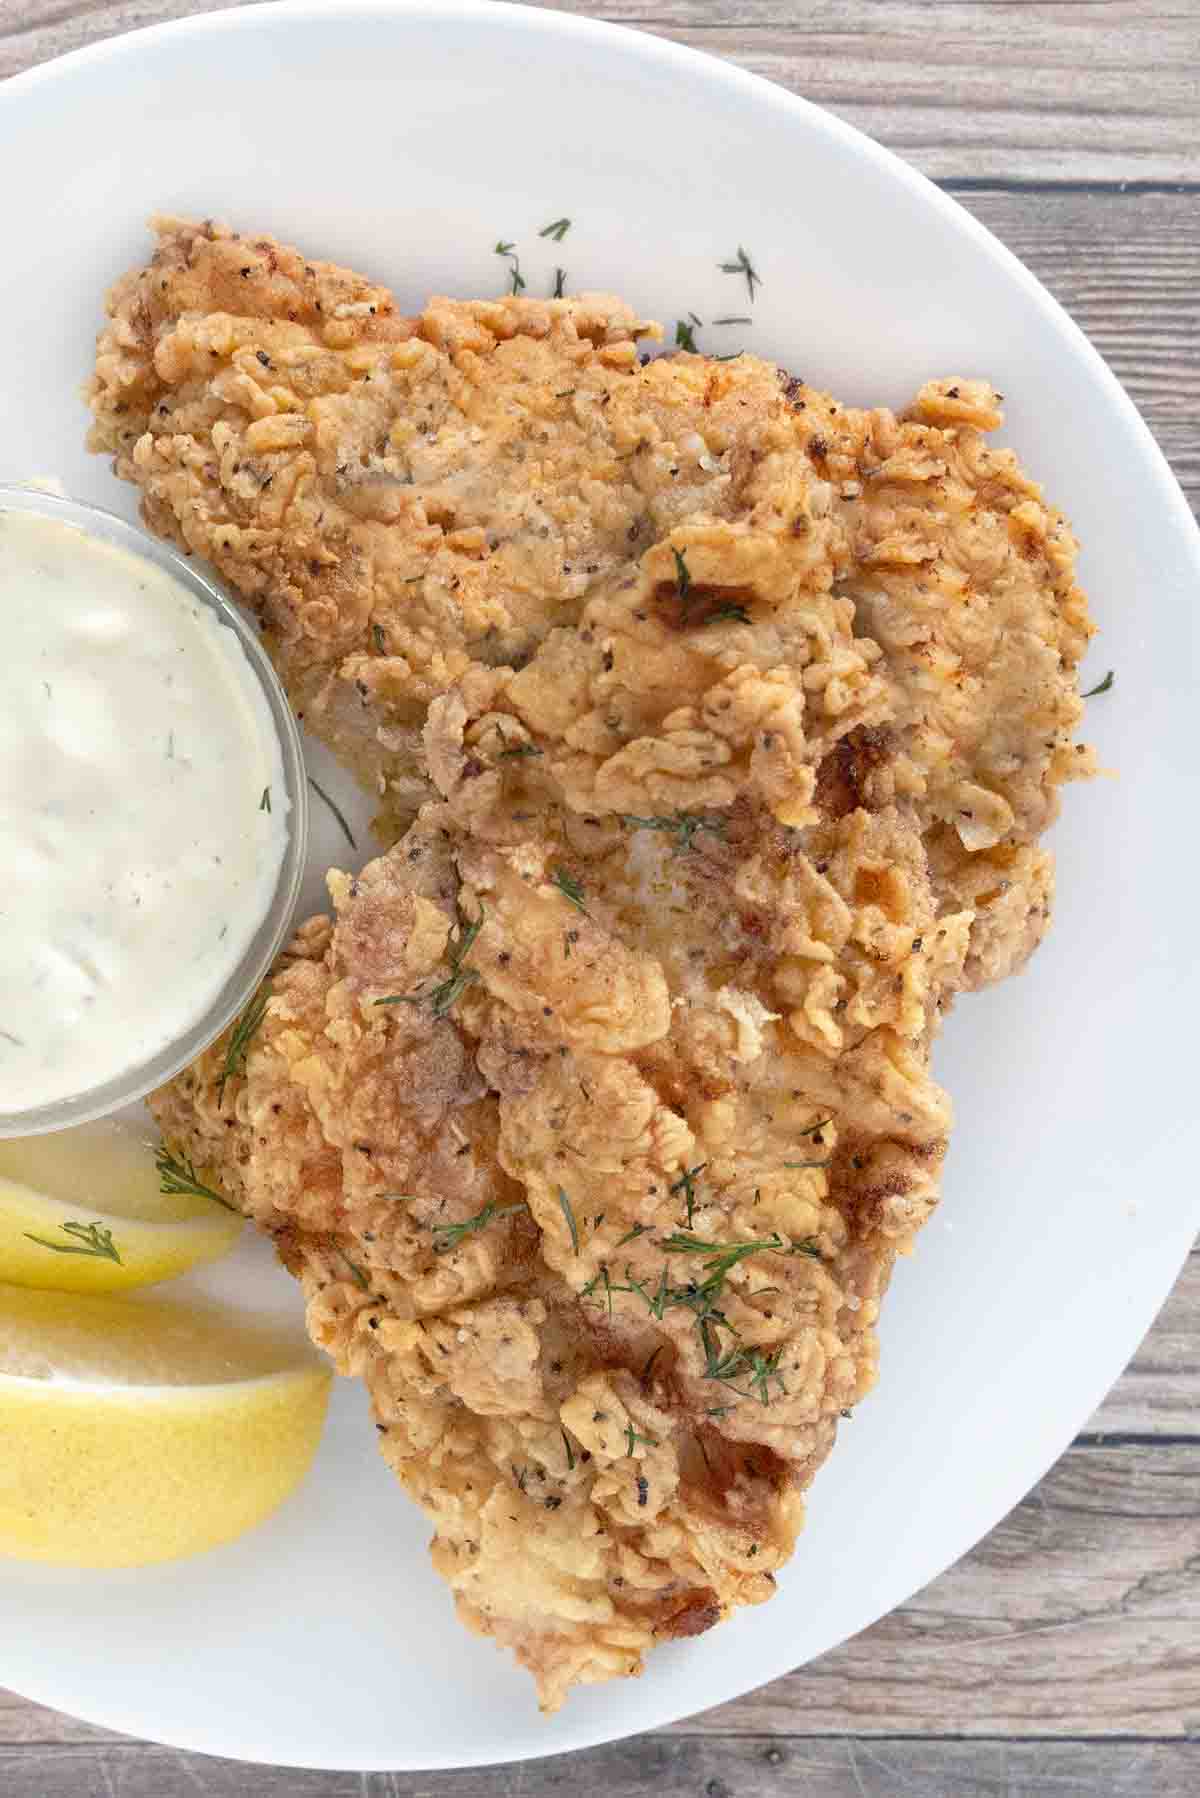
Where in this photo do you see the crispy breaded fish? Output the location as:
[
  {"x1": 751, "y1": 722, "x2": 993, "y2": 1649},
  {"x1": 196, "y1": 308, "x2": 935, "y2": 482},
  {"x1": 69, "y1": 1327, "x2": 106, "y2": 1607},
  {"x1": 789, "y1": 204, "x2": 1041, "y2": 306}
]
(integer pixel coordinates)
[{"x1": 94, "y1": 221, "x2": 1095, "y2": 1708}]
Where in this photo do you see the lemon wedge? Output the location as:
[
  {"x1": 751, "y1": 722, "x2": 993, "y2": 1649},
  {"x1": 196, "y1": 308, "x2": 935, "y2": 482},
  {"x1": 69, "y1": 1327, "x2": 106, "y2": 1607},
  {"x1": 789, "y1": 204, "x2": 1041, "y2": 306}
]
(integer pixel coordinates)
[
  {"x1": 0, "y1": 1120, "x2": 241, "y2": 1293},
  {"x1": 0, "y1": 1283, "x2": 331, "y2": 1566}
]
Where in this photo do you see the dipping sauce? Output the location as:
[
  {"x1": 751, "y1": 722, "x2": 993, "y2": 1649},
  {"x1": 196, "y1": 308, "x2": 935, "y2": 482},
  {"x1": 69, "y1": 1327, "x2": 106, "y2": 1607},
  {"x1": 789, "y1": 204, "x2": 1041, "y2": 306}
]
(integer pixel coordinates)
[{"x1": 0, "y1": 508, "x2": 289, "y2": 1114}]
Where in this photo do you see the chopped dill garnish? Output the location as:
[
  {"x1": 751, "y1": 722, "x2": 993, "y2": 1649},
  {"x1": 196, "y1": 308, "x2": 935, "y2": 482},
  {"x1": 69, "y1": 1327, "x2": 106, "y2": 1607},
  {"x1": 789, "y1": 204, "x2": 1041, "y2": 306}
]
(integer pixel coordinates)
[
  {"x1": 259, "y1": 786, "x2": 271, "y2": 812},
  {"x1": 783, "y1": 1158, "x2": 832, "y2": 1170},
  {"x1": 156, "y1": 1145, "x2": 239, "y2": 1213},
  {"x1": 431, "y1": 1198, "x2": 526, "y2": 1252},
  {"x1": 339, "y1": 1251, "x2": 369, "y2": 1291},
  {"x1": 307, "y1": 776, "x2": 356, "y2": 851},
  {"x1": 641, "y1": 1344, "x2": 665, "y2": 1385},
  {"x1": 23, "y1": 1221, "x2": 122, "y2": 1264},
  {"x1": 375, "y1": 906, "x2": 484, "y2": 1018},
  {"x1": 494, "y1": 240, "x2": 526, "y2": 294},
  {"x1": 713, "y1": 315, "x2": 752, "y2": 326},
  {"x1": 619, "y1": 810, "x2": 726, "y2": 853},
  {"x1": 624, "y1": 1422, "x2": 658, "y2": 1455},
  {"x1": 669, "y1": 1163, "x2": 707, "y2": 1228},
  {"x1": 718, "y1": 245, "x2": 761, "y2": 302},
  {"x1": 615, "y1": 1221, "x2": 654, "y2": 1249},
  {"x1": 553, "y1": 267, "x2": 567, "y2": 299},
  {"x1": 1082, "y1": 669, "x2": 1114, "y2": 698},
  {"x1": 672, "y1": 545, "x2": 692, "y2": 603},
  {"x1": 562, "y1": 1428, "x2": 576, "y2": 1471},
  {"x1": 658, "y1": 1231, "x2": 787, "y2": 1284},
  {"x1": 803, "y1": 1116, "x2": 833, "y2": 1136},
  {"x1": 539, "y1": 217, "x2": 571, "y2": 242},
  {"x1": 373, "y1": 623, "x2": 386, "y2": 653},
  {"x1": 706, "y1": 604, "x2": 751, "y2": 625},
  {"x1": 216, "y1": 988, "x2": 270, "y2": 1106},
  {"x1": 674, "y1": 318, "x2": 699, "y2": 353},
  {"x1": 551, "y1": 867, "x2": 588, "y2": 913},
  {"x1": 789, "y1": 1238, "x2": 825, "y2": 1260},
  {"x1": 558, "y1": 1187, "x2": 581, "y2": 1255},
  {"x1": 581, "y1": 1264, "x2": 614, "y2": 1315}
]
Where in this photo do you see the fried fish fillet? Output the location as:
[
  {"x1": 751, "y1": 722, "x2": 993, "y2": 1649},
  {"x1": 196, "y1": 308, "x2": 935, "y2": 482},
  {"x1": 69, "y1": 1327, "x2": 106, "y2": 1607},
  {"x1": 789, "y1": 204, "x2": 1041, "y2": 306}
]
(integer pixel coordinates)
[
  {"x1": 89, "y1": 219, "x2": 1092, "y2": 861},
  {"x1": 151, "y1": 494, "x2": 961, "y2": 1708},
  {"x1": 96, "y1": 220, "x2": 1095, "y2": 1707}
]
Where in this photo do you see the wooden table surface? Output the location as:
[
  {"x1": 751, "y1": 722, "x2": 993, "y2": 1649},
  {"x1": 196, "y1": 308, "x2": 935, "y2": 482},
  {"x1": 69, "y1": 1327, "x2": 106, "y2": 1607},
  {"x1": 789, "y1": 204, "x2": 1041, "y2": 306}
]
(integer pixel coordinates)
[{"x1": 1, "y1": 2, "x2": 1196, "y2": 1792}]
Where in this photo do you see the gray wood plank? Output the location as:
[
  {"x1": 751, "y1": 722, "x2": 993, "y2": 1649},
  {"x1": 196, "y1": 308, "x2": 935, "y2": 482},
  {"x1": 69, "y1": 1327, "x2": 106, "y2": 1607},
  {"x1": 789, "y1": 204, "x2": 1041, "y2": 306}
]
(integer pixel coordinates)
[
  {"x1": 7, "y1": 0, "x2": 1196, "y2": 184},
  {"x1": 1, "y1": 1735, "x2": 1199, "y2": 1796},
  {"x1": 955, "y1": 188, "x2": 1200, "y2": 515}
]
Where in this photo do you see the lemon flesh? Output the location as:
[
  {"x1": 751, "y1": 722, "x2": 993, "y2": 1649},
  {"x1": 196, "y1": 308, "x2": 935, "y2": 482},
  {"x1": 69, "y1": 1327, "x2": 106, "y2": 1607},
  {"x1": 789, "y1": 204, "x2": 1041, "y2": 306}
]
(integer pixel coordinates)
[
  {"x1": 0, "y1": 1284, "x2": 331, "y2": 1567},
  {"x1": 0, "y1": 1120, "x2": 240, "y2": 1292}
]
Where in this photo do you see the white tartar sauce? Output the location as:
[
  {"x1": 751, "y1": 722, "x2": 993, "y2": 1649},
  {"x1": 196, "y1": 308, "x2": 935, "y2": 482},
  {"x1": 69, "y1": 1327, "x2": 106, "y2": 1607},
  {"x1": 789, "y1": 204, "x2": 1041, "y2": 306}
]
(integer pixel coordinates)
[{"x1": 0, "y1": 509, "x2": 289, "y2": 1114}]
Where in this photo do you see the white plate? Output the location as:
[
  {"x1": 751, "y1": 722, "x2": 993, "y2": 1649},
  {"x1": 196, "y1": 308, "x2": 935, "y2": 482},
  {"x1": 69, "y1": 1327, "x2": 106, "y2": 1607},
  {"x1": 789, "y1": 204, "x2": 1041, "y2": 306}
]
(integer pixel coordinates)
[{"x1": 0, "y1": 0, "x2": 1196, "y2": 1772}]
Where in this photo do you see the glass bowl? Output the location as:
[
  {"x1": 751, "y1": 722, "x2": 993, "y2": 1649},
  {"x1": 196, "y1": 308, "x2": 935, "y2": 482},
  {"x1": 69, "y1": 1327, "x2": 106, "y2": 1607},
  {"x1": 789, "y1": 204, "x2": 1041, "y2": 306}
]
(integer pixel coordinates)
[{"x1": 0, "y1": 485, "x2": 309, "y2": 1137}]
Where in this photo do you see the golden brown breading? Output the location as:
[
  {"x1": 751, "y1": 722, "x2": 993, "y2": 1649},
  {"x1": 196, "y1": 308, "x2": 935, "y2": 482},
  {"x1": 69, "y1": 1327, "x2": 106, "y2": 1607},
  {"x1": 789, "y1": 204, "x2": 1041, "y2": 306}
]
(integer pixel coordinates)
[
  {"x1": 148, "y1": 436, "x2": 1079, "y2": 1708},
  {"x1": 117, "y1": 221, "x2": 1097, "y2": 1710},
  {"x1": 92, "y1": 217, "x2": 815, "y2": 832}
]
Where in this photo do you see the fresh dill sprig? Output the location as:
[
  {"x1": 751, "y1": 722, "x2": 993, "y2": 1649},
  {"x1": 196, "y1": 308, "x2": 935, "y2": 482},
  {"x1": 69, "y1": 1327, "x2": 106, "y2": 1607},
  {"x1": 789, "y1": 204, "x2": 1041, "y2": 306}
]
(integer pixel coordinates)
[
  {"x1": 156, "y1": 1145, "x2": 239, "y2": 1214},
  {"x1": 375, "y1": 906, "x2": 485, "y2": 1018},
  {"x1": 672, "y1": 545, "x2": 692, "y2": 604},
  {"x1": 307, "y1": 776, "x2": 357, "y2": 851},
  {"x1": 624, "y1": 1422, "x2": 658, "y2": 1456},
  {"x1": 494, "y1": 240, "x2": 526, "y2": 294},
  {"x1": 539, "y1": 217, "x2": 571, "y2": 242},
  {"x1": 789, "y1": 1238, "x2": 825, "y2": 1260},
  {"x1": 658, "y1": 1231, "x2": 787, "y2": 1286},
  {"x1": 23, "y1": 1221, "x2": 122, "y2": 1264},
  {"x1": 1082, "y1": 669, "x2": 1115, "y2": 698},
  {"x1": 339, "y1": 1251, "x2": 369, "y2": 1291},
  {"x1": 551, "y1": 867, "x2": 588, "y2": 913},
  {"x1": 431, "y1": 1198, "x2": 526, "y2": 1252},
  {"x1": 667, "y1": 544, "x2": 748, "y2": 627},
  {"x1": 615, "y1": 1221, "x2": 654, "y2": 1249},
  {"x1": 669, "y1": 1164, "x2": 707, "y2": 1228},
  {"x1": 259, "y1": 786, "x2": 271, "y2": 812},
  {"x1": 558, "y1": 1187, "x2": 581, "y2": 1255},
  {"x1": 619, "y1": 811, "x2": 727, "y2": 853},
  {"x1": 718, "y1": 245, "x2": 761, "y2": 302},
  {"x1": 581, "y1": 1263, "x2": 614, "y2": 1315},
  {"x1": 216, "y1": 988, "x2": 270, "y2": 1106}
]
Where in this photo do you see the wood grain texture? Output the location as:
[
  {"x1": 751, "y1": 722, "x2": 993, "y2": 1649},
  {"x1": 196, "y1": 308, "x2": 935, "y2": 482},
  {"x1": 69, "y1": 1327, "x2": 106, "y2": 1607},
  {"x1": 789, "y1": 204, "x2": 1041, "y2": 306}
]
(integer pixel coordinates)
[
  {"x1": 0, "y1": 1, "x2": 1197, "y2": 1789},
  {"x1": 2, "y1": 1737, "x2": 1200, "y2": 1798},
  {"x1": 543, "y1": 0, "x2": 1200, "y2": 183}
]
